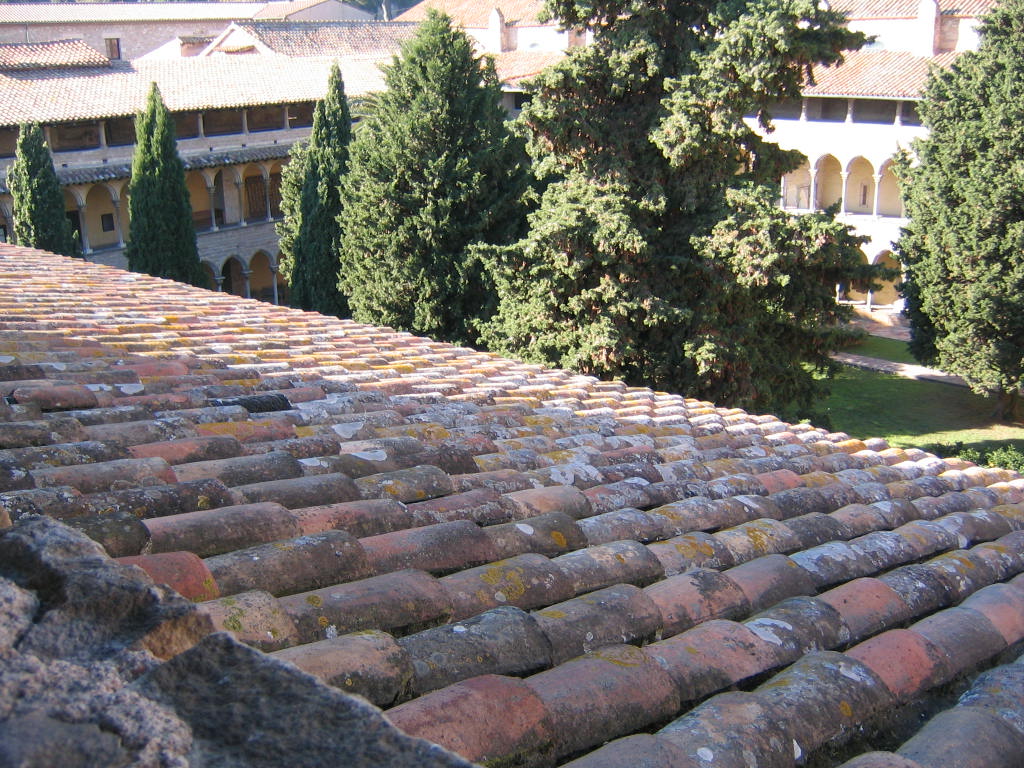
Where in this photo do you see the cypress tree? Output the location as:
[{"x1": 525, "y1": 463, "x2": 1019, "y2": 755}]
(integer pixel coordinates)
[
  {"x1": 898, "y1": 0, "x2": 1024, "y2": 420},
  {"x1": 7, "y1": 123, "x2": 80, "y2": 257},
  {"x1": 480, "y1": 0, "x2": 872, "y2": 413},
  {"x1": 337, "y1": 10, "x2": 529, "y2": 345},
  {"x1": 124, "y1": 83, "x2": 206, "y2": 287},
  {"x1": 277, "y1": 61, "x2": 350, "y2": 316}
]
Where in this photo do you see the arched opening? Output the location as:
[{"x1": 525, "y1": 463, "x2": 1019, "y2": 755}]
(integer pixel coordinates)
[
  {"x1": 242, "y1": 164, "x2": 269, "y2": 221},
  {"x1": 782, "y1": 161, "x2": 812, "y2": 210},
  {"x1": 268, "y1": 162, "x2": 284, "y2": 219},
  {"x1": 84, "y1": 185, "x2": 119, "y2": 250},
  {"x1": 845, "y1": 157, "x2": 875, "y2": 215},
  {"x1": 815, "y1": 155, "x2": 843, "y2": 210},
  {"x1": 212, "y1": 171, "x2": 231, "y2": 226},
  {"x1": 0, "y1": 204, "x2": 11, "y2": 243},
  {"x1": 221, "y1": 256, "x2": 246, "y2": 298},
  {"x1": 120, "y1": 185, "x2": 131, "y2": 235},
  {"x1": 249, "y1": 250, "x2": 277, "y2": 303},
  {"x1": 186, "y1": 171, "x2": 214, "y2": 231},
  {"x1": 847, "y1": 251, "x2": 901, "y2": 307},
  {"x1": 839, "y1": 250, "x2": 872, "y2": 303},
  {"x1": 877, "y1": 161, "x2": 903, "y2": 217},
  {"x1": 63, "y1": 190, "x2": 84, "y2": 251},
  {"x1": 201, "y1": 261, "x2": 217, "y2": 291},
  {"x1": 872, "y1": 251, "x2": 901, "y2": 306}
]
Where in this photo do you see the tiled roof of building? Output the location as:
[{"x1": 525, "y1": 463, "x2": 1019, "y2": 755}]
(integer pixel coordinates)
[
  {"x1": 830, "y1": 0, "x2": 996, "y2": 17},
  {"x1": 0, "y1": 1, "x2": 267, "y2": 24},
  {"x1": 489, "y1": 49, "x2": 564, "y2": 86},
  {"x1": 805, "y1": 48, "x2": 959, "y2": 98},
  {"x1": 221, "y1": 20, "x2": 419, "y2": 56},
  {"x1": 0, "y1": 54, "x2": 385, "y2": 126},
  {"x1": 2, "y1": 242, "x2": 1024, "y2": 767},
  {"x1": 397, "y1": 0, "x2": 549, "y2": 26},
  {"x1": 0, "y1": 39, "x2": 110, "y2": 71},
  {"x1": 254, "y1": 0, "x2": 352, "y2": 18}
]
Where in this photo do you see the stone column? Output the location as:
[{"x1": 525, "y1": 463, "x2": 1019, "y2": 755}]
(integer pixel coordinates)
[
  {"x1": 872, "y1": 173, "x2": 883, "y2": 217},
  {"x1": 236, "y1": 181, "x2": 247, "y2": 227},
  {"x1": 809, "y1": 169, "x2": 819, "y2": 211},
  {"x1": 76, "y1": 203, "x2": 91, "y2": 254},
  {"x1": 839, "y1": 171, "x2": 850, "y2": 214},
  {"x1": 214, "y1": 275, "x2": 225, "y2": 292},
  {"x1": 269, "y1": 263, "x2": 280, "y2": 305},
  {"x1": 206, "y1": 184, "x2": 219, "y2": 231},
  {"x1": 241, "y1": 268, "x2": 252, "y2": 299},
  {"x1": 111, "y1": 198, "x2": 125, "y2": 247}
]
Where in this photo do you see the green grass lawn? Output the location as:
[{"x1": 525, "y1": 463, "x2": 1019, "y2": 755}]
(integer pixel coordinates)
[
  {"x1": 817, "y1": 366, "x2": 1024, "y2": 455},
  {"x1": 844, "y1": 335, "x2": 919, "y2": 365}
]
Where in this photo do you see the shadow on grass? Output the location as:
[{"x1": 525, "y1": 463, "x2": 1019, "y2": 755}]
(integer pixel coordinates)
[{"x1": 815, "y1": 367, "x2": 1024, "y2": 454}]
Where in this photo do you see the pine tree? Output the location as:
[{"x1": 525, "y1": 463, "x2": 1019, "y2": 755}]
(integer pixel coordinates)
[
  {"x1": 124, "y1": 83, "x2": 206, "y2": 287},
  {"x1": 898, "y1": 0, "x2": 1024, "y2": 420},
  {"x1": 337, "y1": 10, "x2": 530, "y2": 345},
  {"x1": 7, "y1": 123, "x2": 80, "y2": 257},
  {"x1": 480, "y1": 0, "x2": 871, "y2": 413},
  {"x1": 277, "y1": 62, "x2": 350, "y2": 316}
]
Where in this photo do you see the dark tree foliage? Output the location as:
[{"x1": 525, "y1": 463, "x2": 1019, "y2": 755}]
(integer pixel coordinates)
[
  {"x1": 278, "y1": 62, "x2": 351, "y2": 317},
  {"x1": 8, "y1": 123, "x2": 80, "y2": 257},
  {"x1": 337, "y1": 10, "x2": 530, "y2": 345},
  {"x1": 124, "y1": 83, "x2": 206, "y2": 287},
  {"x1": 481, "y1": 0, "x2": 873, "y2": 413},
  {"x1": 898, "y1": 0, "x2": 1024, "y2": 420}
]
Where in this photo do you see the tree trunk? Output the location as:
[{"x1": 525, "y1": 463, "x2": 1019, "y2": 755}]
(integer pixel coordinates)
[{"x1": 991, "y1": 389, "x2": 1021, "y2": 422}]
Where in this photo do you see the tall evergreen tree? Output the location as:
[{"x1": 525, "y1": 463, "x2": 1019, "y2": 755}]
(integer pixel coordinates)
[
  {"x1": 481, "y1": 0, "x2": 871, "y2": 413},
  {"x1": 124, "y1": 83, "x2": 206, "y2": 287},
  {"x1": 277, "y1": 62, "x2": 350, "y2": 316},
  {"x1": 7, "y1": 123, "x2": 79, "y2": 257},
  {"x1": 898, "y1": 0, "x2": 1024, "y2": 420},
  {"x1": 337, "y1": 10, "x2": 530, "y2": 345}
]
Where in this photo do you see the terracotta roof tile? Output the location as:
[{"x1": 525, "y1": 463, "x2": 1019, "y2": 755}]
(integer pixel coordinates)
[
  {"x1": 223, "y1": 19, "x2": 418, "y2": 56},
  {"x1": 830, "y1": 0, "x2": 996, "y2": 17},
  {"x1": 4, "y1": 243, "x2": 1024, "y2": 766},
  {"x1": 0, "y1": 55, "x2": 385, "y2": 126},
  {"x1": 489, "y1": 49, "x2": 565, "y2": 86},
  {"x1": 806, "y1": 48, "x2": 960, "y2": 98},
  {"x1": 0, "y1": 39, "x2": 109, "y2": 71},
  {"x1": 0, "y1": 2, "x2": 266, "y2": 24},
  {"x1": 397, "y1": 0, "x2": 549, "y2": 26}
]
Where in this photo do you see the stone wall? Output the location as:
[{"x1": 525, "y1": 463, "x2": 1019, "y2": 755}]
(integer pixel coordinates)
[{"x1": 0, "y1": 515, "x2": 476, "y2": 768}]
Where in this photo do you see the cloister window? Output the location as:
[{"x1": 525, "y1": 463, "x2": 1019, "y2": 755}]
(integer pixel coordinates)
[
  {"x1": 901, "y1": 102, "x2": 922, "y2": 126},
  {"x1": 203, "y1": 109, "x2": 244, "y2": 136},
  {"x1": 804, "y1": 98, "x2": 847, "y2": 122},
  {"x1": 248, "y1": 105, "x2": 286, "y2": 132},
  {"x1": 105, "y1": 117, "x2": 136, "y2": 146},
  {"x1": 50, "y1": 122, "x2": 102, "y2": 151},
  {"x1": 0, "y1": 126, "x2": 17, "y2": 158},
  {"x1": 286, "y1": 103, "x2": 314, "y2": 128},
  {"x1": 174, "y1": 112, "x2": 201, "y2": 139},
  {"x1": 765, "y1": 98, "x2": 802, "y2": 120},
  {"x1": 853, "y1": 99, "x2": 899, "y2": 124}
]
